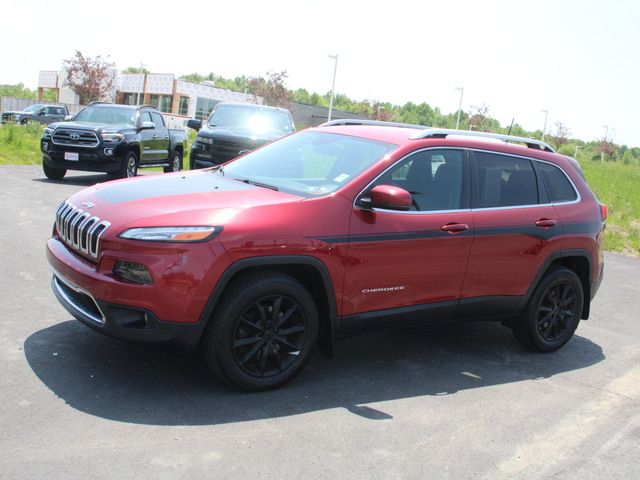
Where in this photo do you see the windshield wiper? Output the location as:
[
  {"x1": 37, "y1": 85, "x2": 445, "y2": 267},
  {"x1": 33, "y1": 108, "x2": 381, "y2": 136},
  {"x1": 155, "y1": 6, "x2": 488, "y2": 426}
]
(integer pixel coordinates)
[{"x1": 239, "y1": 178, "x2": 279, "y2": 191}]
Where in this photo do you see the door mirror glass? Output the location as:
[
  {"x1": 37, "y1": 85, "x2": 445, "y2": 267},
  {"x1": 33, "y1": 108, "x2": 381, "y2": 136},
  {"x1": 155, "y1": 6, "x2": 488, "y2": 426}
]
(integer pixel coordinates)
[{"x1": 187, "y1": 119, "x2": 202, "y2": 131}]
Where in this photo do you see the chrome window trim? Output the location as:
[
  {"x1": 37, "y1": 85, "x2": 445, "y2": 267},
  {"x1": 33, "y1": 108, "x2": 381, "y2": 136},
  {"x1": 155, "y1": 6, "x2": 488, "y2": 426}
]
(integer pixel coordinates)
[
  {"x1": 52, "y1": 269, "x2": 105, "y2": 325},
  {"x1": 353, "y1": 147, "x2": 581, "y2": 216}
]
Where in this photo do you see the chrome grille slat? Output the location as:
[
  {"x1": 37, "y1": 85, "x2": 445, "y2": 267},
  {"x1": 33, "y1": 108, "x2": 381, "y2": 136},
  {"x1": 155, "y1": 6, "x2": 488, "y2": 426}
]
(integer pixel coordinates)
[
  {"x1": 52, "y1": 129, "x2": 99, "y2": 148},
  {"x1": 55, "y1": 201, "x2": 110, "y2": 259}
]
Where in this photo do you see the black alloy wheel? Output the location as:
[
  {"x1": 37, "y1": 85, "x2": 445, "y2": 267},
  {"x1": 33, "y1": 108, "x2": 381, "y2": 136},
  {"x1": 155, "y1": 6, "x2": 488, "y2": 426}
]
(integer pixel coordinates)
[
  {"x1": 120, "y1": 151, "x2": 138, "y2": 178},
  {"x1": 42, "y1": 161, "x2": 66, "y2": 180},
  {"x1": 202, "y1": 272, "x2": 319, "y2": 391},
  {"x1": 232, "y1": 294, "x2": 307, "y2": 378},
  {"x1": 512, "y1": 267, "x2": 584, "y2": 352}
]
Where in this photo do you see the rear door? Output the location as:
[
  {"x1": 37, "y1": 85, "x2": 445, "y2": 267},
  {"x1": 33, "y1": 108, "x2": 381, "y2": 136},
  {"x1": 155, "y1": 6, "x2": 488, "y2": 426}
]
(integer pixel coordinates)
[
  {"x1": 138, "y1": 111, "x2": 156, "y2": 163},
  {"x1": 342, "y1": 148, "x2": 474, "y2": 327},
  {"x1": 461, "y1": 150, "x2": 557, "y2": 309},
  {"x1": 150, "y1": 111, "x2": 170, "y2": 161}
]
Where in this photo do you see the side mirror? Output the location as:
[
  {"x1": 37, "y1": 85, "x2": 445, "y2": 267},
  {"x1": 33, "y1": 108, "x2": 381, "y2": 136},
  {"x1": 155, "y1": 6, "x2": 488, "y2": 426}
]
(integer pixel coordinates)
[
  {"x1": 39, "y1": 108, "x2": 46, "y2": 115},
  {"x1": 140, "y1": 121, "x2": 155, "y2": 130},
  {"x1": 187, "y1": 119, "x2": 202, "y2": 131},
  {"x1": 360, "y1": 185, "x2": 412, "y2": 211},
  {"x1": 64, "y1": 115, "x2": 73, "y2": 121}
]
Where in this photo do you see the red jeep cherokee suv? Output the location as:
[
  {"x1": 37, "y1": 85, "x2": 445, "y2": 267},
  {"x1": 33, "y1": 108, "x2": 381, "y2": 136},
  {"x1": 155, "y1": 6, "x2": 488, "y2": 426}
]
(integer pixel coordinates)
[{"x1": 47, "y1": 120, "x2": 605, "y2": 390}]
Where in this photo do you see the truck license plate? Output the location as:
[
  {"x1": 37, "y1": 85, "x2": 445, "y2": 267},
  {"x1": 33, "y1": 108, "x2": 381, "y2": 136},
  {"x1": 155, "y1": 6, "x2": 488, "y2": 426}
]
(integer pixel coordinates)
[{"x1": 64, "y1": 152, "x2": 79, "y2": 161}]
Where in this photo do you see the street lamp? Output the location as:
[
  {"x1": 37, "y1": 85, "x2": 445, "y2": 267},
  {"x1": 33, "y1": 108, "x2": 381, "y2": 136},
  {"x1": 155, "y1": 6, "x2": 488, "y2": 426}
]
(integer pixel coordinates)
[
  {"x1": 377, "y1": 105, "x2": 385, "y2": 120},
  {"x1": 135, "y1": 63, "x2": 147, "y2": 106},
  {"x1": 540, "y1": 109, "x2": 549, "y2": 142},
  {"x1": 327, "y1": 54, "x2": 339, "y2": 122},
  {"x1": 455, "y1": 87, "x2": 464, "y2": 129},
  {"x1": 601, "y1": 125, "x2": 609, "y2": 162}
]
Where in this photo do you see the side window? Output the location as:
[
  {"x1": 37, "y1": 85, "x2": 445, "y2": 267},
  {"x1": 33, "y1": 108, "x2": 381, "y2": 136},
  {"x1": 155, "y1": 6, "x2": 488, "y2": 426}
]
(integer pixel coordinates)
[
  {"x1": 151, "y1": 112, "x2": 165, "y2": 129},
  {"x1": 537, "y1": 162, "x2": 578, "y2": 203},
  {"x1": 474, "y1": 152, "x2": 538, "y2": 208},
  {"x1": 139, "y1": 111, "x2": 152, "y2": 126},
  {"x1": 373, "y1": 149, "x2": 464, "y2": 211}
]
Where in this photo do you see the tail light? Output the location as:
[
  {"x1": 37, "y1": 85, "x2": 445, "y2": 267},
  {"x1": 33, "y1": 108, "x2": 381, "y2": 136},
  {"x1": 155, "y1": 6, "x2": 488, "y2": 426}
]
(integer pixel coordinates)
[{"x1": 599, "y1": 203, "x2": 608, "y2": 221}]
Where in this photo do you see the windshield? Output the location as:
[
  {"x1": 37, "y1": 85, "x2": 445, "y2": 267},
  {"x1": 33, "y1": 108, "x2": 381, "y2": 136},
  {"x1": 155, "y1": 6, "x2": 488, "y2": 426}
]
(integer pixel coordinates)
[
  {"x1": 24, "y1": 104, "x2": 44, "y2": 113},
  {"x1": 208, "y1": 104, "x2": 293, "y2": 134},
  {"x1": 220, "y1": 131, "x2": 397, "y2": 197},
  {"x1": 73, "y1": 106, "x2": 136, "y2": 126}
]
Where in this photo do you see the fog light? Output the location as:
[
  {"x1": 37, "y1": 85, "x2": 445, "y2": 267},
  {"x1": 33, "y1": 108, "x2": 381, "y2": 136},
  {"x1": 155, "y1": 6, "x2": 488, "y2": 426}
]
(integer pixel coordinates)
[
  {"x1": 42, "y1": 142, "x2": 49, "y2": 152},
  {"x1": 104, "y1": 148, "x2": 114, "y2": 156},
  {"x1": 113, "y1": 260, "x2": 152, "y2": 284}
]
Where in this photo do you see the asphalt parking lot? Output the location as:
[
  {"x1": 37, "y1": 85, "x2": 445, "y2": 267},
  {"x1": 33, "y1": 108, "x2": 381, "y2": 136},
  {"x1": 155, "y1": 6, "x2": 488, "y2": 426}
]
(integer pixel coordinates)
[{"x1": 1, "y1": 164, "x2": 639, "y2": 479}]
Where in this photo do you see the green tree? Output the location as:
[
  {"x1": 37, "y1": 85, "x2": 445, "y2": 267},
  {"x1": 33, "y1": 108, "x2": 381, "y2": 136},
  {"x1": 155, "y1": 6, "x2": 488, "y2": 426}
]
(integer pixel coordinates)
[
  {"x1": 0, "y1": 83, "x2": 36, "y2": 99},
  {"x1": 122, "y1": 66, "x2": 150, "y2": 74}
]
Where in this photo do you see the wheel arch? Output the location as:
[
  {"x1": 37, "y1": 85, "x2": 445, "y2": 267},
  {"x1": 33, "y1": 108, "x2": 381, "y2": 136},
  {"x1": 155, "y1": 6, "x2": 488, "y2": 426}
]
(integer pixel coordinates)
[
  {"x1": 527, "y1": 249, "x2": 593, "y2": 319},
  {"x1": 199, "y1": 256, "x2": 338, "y2": 354}
]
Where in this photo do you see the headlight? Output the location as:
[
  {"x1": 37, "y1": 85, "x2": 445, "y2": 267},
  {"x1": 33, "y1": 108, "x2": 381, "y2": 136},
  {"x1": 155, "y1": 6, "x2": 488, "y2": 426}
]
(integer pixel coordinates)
[
  {"x1": 119, "y1": 226, "x2": 221, "y2": 242},
  {"x1": 44, "y1": 127, "x2": 54, "y2": 136},
  {"x1": 101, "y1": 132, "x2": 124, "y2": 142},
  {"x1": 198, "y1": 136, "x2": 214, "y2": 145}
]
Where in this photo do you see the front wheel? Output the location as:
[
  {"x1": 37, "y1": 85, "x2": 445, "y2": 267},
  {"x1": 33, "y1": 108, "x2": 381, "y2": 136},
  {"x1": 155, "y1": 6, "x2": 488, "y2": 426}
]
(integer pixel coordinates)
[
  {"x1": 202, "y1": 272, "x2": 319, "y2": 391},
  {"x1": 119, "y1": 151, "x2": 138, "y2": 179},
  {"x1": 512, "y1": 267, "x2": 584, "y2": 352},
  {"x1": 42, "y1": 161, "x2": 66, "y2": 180},
  {"x1": 164, "y1": 151, "x2": 182, "y2": 173}
]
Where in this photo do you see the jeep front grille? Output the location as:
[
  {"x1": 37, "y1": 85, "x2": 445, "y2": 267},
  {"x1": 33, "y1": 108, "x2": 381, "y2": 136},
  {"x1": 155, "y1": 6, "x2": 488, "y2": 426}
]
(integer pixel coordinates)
[
  {"x1": 55, "y1": 201, "x2": 110, "y2": 258},
  {"x1": 52, "y1": 129, "x2": 99, "y2": 148}
]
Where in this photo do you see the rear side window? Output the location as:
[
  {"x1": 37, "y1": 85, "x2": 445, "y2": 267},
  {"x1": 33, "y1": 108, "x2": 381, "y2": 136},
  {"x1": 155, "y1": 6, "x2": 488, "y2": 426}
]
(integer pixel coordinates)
[
  {"x1": 537, "y1": 162, "x2": 578, "y2": 203},
  {"x1": 473, "y1": 152, "x2": 538, "y2": 208}
]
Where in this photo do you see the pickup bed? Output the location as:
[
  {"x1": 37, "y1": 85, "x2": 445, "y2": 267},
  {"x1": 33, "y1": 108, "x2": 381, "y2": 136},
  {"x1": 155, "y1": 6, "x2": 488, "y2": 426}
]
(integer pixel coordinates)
[{"x1": 41, "y1": 102, "x2": 187, "y2": 180}]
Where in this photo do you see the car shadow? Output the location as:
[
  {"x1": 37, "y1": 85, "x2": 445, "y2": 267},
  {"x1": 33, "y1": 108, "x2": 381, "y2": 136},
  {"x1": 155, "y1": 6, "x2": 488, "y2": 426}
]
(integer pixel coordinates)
[
  {"x1": 24, "y1": 319, "x2": 604, "y2": 426},
  {"x1": 33, "y1": 173, "x2": 117, "y2": 187}
]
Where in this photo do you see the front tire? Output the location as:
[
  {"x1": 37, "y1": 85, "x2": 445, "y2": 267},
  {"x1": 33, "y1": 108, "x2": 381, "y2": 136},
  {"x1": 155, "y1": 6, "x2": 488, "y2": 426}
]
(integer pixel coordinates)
[
  {"x1": 202, "y1": 272, "x2": 319, "y2": 391},
  {"x1": 512, "y1": 267, "x2": 584, "y2": 352},
  {"x1": 119, "y1": 150, "x2": 138, "y2": 179},
  {"x1": 42, "y1": 161, "x2": 66, "y2": 180},
  {"x1": 164, "y1": 150, "x2": 182, "y2": 173}
]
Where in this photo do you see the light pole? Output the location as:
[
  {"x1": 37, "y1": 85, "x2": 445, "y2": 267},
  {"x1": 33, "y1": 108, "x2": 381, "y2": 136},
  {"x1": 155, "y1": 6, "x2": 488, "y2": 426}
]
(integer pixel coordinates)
[
  {"x1": 327, "y1": 54, "x2": 339, "y2": 122},
  {"x1": 377, "y1": 105, "x2": 385, "y2": 120},
  {"x1": 540, "y1": 109, "x2": 549, "y2": 142},
  {"x1": 135, "y1": 63, "x2": 147, "y2": 106},
  {"x1": 601, "y1": 125, "x2": 609, "y2": 162},
  {"x1": 455, "y1": 87, "x2": 464, "y2": 129},
  {"x1": 574, "y1": 144, "x2": 580, "y2": 159}
]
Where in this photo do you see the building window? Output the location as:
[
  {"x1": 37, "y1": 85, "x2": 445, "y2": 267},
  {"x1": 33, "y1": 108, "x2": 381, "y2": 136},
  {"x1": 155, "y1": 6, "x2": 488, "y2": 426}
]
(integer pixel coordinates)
[
  {"x1": 149, "y1": 94, "x2": 160, "y2": 109},
  {"x1": 122, "y1": 93, "x2": 138, "y2": 105},
  {"x1": 178, "y1": 96, "x2": 189, "y2": 116},
  {"x1": 196, "y1": 97, "x2": 219, "y2": 121},
  {"x1": 160, "y1": 95, "x2": 173, "y2": 113}
]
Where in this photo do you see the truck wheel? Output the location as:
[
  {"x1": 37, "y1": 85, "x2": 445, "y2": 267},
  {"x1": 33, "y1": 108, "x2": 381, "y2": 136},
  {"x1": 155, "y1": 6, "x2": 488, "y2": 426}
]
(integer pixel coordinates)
[
  {"x1": 120, "y1": 151, "x2": 138, "y2": 178},
  {"x1": 202, "y1": 272, "x2": 319, "y2": 391},
  {"x1": 42, "y1": 161, "x2": 66, "y2": 180},
  {"x1": 164, "y1": 151, "x2": 182, "y2": 173},
  {"x1": 512, "y1": 267, "x2": 583, "y2": 352}
]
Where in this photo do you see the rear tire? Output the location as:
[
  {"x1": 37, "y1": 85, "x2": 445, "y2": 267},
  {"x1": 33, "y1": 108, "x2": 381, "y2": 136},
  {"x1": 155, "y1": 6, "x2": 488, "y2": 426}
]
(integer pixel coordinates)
[
  {"x1": 42, "y1": 161, "x2": 66, "y2": 180},
  {"x1": 164, "y1": 150, "x2": 182, "y2": 173},
  {"x1": 512, "y1": 267, "x2": 583, "y2": 352},
  {"x1": 202, "y1": 272, "x2": 319, "y2": 391}
]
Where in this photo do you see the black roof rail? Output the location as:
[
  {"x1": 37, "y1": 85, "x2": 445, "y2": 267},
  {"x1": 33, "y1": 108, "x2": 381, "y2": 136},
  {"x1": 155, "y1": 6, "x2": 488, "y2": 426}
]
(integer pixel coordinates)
[
  {"x1": 409, "y1": 128, "x2": 555, "y2": 152},
  {"x1": 319, "y1": 119, "x2": 429, "y2": 130}
]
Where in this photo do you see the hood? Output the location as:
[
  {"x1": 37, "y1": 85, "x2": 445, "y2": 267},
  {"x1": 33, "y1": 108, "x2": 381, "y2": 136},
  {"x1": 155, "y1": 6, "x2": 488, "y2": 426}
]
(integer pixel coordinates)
[
  {"x1": 65, "y1": 170, "x2": 302, "y2": 232},
  {"x1": 49, "y1": 121, "x2": 135, "y2": 133},
  {"x1": 199, "y1": 125, "x2": 283, "y2": 143}
]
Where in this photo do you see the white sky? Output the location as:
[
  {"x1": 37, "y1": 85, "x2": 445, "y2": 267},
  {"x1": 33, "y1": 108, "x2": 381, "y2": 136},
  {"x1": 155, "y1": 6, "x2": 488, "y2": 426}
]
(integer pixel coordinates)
[{"x1": 2, "y1": 0, "x2": 639, "y2": 146}]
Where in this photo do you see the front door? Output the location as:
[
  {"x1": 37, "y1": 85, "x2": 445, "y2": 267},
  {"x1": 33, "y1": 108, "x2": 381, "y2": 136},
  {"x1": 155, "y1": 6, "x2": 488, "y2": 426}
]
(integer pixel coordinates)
[{"x1": 342, "y1": 148, "x2": 474, "y2": 328}]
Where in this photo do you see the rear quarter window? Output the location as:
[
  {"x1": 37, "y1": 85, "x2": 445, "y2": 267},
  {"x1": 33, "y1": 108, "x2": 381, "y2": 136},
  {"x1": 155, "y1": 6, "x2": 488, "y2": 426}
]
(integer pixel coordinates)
[
  {"x1": 473, "y1": 151, "x2": 539, "y2": 208},
  {"x1": 537, "y1": 162, "x2": 578, "y2": 203}
]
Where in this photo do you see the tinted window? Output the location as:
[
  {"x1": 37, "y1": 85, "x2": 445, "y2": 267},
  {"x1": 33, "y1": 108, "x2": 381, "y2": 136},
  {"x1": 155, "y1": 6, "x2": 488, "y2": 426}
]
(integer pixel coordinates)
[
  {"x1": 374, "y1": 149, "x2": 464, "y2": 211},
  {"x1": 474, "y1": 152, "x2": 538, "y2": 208},
  {"x1": 151, "y1": 112, "x2": 165, "y2": 128},
  {"x1": 74, "y1": 106, "x2": 136, "y2": 126},
  {"x1": 538, "y1": 162, "x2": 577, "y2": 203}
]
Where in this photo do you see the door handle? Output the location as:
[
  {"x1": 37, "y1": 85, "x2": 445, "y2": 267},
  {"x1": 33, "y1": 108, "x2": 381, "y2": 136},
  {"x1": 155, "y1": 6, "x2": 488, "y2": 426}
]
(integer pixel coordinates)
[
  {"x1": 440, "y1": 223, "x2": 469, "y2": 234},
  {"x1": 152, "y1": 134, "x2": 158, "y2": 138},
  {"x1": 164, "y1": 135, "x2": 169, "y2": 139},
  {"x1": 535, "y1": 218, "x2": 557, "y2": 228}
]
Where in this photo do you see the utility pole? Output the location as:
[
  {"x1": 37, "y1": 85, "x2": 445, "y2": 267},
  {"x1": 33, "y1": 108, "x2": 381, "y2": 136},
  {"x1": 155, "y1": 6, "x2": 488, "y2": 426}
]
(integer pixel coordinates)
[
  {"x1": 327, "y1": 54, "x2": 339, "y2": 122},
  {"x1": 540, "y1": 109, "x2": 549, "y2": 142},
  {"x1": 601, "y1": 125, "x2": 609, "y2": 162},
  {"x1": 574, "y1": 144, "x2": 580, "y2": 159},
  {"x1": 455, "y1": 87, "x2": 464, "y2": 129},
  {"x1": 135, "y1": 63, "x2": 146, "y2": 106}
]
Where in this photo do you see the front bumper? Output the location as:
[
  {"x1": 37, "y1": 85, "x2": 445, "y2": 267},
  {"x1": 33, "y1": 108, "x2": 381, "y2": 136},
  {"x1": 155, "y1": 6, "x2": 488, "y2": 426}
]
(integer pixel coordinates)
[
  {"x1": 46, "y1": 236, "x2": 229, "y2": 350},
  {"x1": 41, "y1": 141, "x2": 126, "y2": 174}
]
